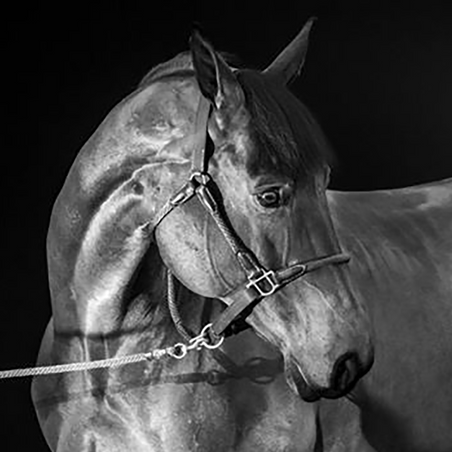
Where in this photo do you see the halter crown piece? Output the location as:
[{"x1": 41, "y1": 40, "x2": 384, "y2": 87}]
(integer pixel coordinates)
[{"x1": 152, "y1": 95, "x2": 350, "y2": 343}]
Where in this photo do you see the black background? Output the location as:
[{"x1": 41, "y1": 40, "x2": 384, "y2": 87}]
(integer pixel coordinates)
[{"x1": 3, "y1": 2, "x2": 452, "y2": 450}]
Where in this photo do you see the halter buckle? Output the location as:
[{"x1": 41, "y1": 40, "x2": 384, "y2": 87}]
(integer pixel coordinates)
[{"x1": 246, "y1": 269, "x2": 280, "y2": 298}]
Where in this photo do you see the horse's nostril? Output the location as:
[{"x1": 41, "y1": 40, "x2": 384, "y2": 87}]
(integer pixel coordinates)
[{"x1": 331, "y1": 352, "x2": 361, "y2": 393}]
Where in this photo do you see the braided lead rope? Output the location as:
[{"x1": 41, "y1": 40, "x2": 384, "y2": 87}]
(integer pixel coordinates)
[
  {"x1": 0, "y1": 324, "x2": 224, "y2": 380},
  {"x1": 0, "y1": 347, "x2": 178, "y2": 380}
]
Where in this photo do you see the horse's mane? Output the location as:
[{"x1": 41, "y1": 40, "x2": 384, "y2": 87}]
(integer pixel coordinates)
[
  {"x1": 139, "y1": 52, "x2": 334, "y2": 182},
  {"x1": 139, "y1": 52, "x2": 194, "y2": 87}
]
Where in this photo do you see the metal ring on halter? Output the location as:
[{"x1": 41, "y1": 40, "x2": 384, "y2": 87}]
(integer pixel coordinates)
[
  {"x1": 190, "y1": 171, "x2": 211, "y2": 186},
  {"x1": 200, "y1": 323, "x2": 225, "y2": 350}
]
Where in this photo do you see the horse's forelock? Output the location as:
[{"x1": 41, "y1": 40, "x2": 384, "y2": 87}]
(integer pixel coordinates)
[{"x1": 236, "y1": 69, "x2": 335, "y2": 182}]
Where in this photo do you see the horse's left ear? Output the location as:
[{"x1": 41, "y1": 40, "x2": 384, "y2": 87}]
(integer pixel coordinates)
[
  {"x1": 190, "y1": 29, "x2": 244, "y2": 127},
  {"x1": 264, "y1": 17, "x2": 316, "y2": 84}
]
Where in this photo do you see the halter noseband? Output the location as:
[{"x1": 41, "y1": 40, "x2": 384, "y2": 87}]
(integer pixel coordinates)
[{"x1": 152, "y1": 95, "x2": 350, "y2": 340}]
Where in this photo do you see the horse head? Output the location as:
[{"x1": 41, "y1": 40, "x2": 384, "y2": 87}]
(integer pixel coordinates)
[{"x1": 156, "y1": 20, "x2": 374, "y2": 400}]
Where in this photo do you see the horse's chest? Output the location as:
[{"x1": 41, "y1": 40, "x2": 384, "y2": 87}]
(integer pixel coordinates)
[{"x1": 112, "y1": 381, "x2": 316, "y2": 452}]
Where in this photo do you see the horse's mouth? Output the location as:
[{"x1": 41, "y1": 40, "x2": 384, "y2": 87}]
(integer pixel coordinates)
[
  {"x1": 284, "y1": 359, "x2": 321, "y2": 402},
  {"x1": 284, "y1": 356, "x2": 366, "y2": 402}
]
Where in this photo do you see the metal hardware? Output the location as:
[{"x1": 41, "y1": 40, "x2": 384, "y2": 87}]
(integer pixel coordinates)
[
  {"x1": 196, "y1": 185, "x2": 218, "y2": 213},
  {"x1": 190, "y1": 171, "x2": 211, "y2": 186},
  {"x1": 189, "y1": 323, "x2": 224, "y2": 351},
  {"x1": 167, "y1": 343, "x2": 188, "y2": 360},
  {"x1": 167, "y1": 324, "x2": 224, "y2": 361},
  {"x1": 170, "y1": 183, "x2": 195, "y2": 207},
  {"x1": 246, "y1": 269, "x2": 280, "y2": 297}
]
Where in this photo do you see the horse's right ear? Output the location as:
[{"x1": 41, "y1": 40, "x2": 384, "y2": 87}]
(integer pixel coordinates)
[{"x1": 190, "y1": 29, "x2": 244, "y2": 128}]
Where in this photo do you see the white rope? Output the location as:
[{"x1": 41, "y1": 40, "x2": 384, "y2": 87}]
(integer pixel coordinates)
[
  {"x1": 0, "y1": 346, "x2": 180, "y2": 380},
  {"x1": 0, "y1": 324, "x2": 223, "y2": 380}
]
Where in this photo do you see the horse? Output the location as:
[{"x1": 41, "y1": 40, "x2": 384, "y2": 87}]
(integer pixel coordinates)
[{"x1": 31, "y1": 21, "x2": 376, "y2": 451}]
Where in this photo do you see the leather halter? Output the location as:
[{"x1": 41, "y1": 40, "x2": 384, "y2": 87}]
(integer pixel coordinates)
[{"x1": 152, "y1": 95, "x2": 350, "y2": 340}]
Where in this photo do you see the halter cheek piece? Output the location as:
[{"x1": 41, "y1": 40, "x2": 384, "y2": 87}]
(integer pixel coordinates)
[{"x1": 152, "y1": 95, "x2": 350, "y2": 341}]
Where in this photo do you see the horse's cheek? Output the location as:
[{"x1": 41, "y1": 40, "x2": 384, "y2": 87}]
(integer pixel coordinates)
[{"x1": 155, "y1": 213, "x2": 224, "y2": 297}]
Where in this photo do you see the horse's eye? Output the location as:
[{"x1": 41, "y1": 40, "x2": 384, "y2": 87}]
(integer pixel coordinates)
[{"x1": 256, "y1": 188, "x2": 283, "y2": 208}]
